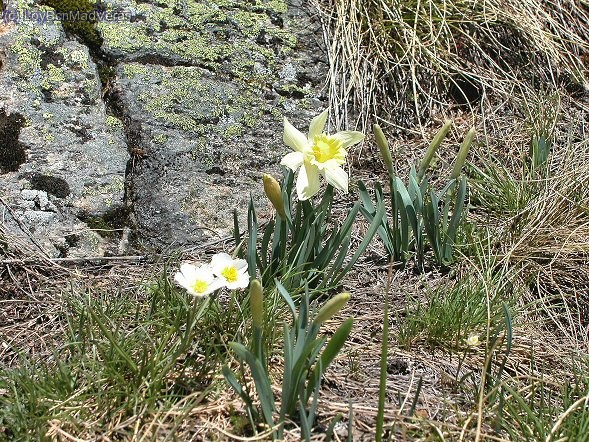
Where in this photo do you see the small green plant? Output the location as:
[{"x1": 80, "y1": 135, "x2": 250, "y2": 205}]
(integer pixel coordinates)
[
  {"x1": 397, "y1": 272, "x2": 510, "y2": 351},
  {"x1": 529, "y1": 134, "x2": 552, "y2": 172},
  {"x1": 359, "y1": 121, "x2": 474, "y2": 268},
  {"x1": 223, "y1": 280, "x2": 353, "y2": 440},
  {"x1": 468, "y1": 158, "x2": 534, "y2": 216},
  {"x1": 492, "y1": 364, "x2": 589, "y2": 441}
]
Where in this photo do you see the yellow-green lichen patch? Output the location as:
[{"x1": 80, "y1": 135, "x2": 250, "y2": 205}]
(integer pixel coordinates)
[
  {"x1": 131, "y1": 65, "x2": 225, "y2": 133},
  {"x1": 232, "y1": 10, "x2": 266, "y2": 38},
  {"x1": 60, "y1": 48, "x2": 90, "y2": 69},
  {"x1": 185, "y1": 1, "x2": 228, "y2": 27},
  {"x1": 41, "y1": 63, "x2": 66, "y2": 89},
  {"x1": 152, "y1": 134, "x2": 168, "y2": 144},
  {"x1": 42, "y1": 128, "x2": 55, "y2": 142},
  {"x1": 253, "y1": 0, "x2": 288, "y2": 14},
  {"x1": 82, "y1": 176, "x2": 125, "y2": 204},
  {"x1": 121, "y1": 63, "x2": 150, "y2": 81},
  {"x1": 106, "y1": 116, "x2": 124, "y2": 130},
  {"x1": 9, "y1": 29, "x2": 42, "y2": 76},
  {"x1": 98, "y1": 0, "x2": 295, "y2": 76},
  {"x1": 156, "y1": 32, "x2": 230, "y2": 65},
  {"x1": 98, "y1": 22, "x2": 151, "y2": 53}
]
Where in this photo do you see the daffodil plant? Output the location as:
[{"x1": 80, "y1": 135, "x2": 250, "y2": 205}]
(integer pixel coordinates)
[
  {"x1": 359, "y1": 122, "x2": 474, "y2": 268},
  {"x1": 234, "y1": 110, "x2": 384, "y2": 293},
  {"x1": 223, "y1": 280, "x2": 353, "y2": 440}
]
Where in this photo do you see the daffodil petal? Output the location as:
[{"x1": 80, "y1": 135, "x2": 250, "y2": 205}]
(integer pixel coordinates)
[
  {"x1": 232, "y1": 258, "x2": 248, "y2": 270},
  {"x1": 179, "y1": 263, "x2": 198, "y2": 280},
  {"x1": 283, "y1": 117, "x2": 309, "y2": 152},
  {"x1": 332, "y1": 130, "x2": 365, "y2": 148},
  {"x1": 174, "y1": 272, "x2": 189, "y2": 288},
  {"x1": 280, "y1": 151, "x2": 304, "y2": 171},
  {"x1": 225, "y1": 272, "x2": 250, "y2": 289},
  {"x1": 323, "y1": 165, "x2": 349, "y2": 193},
  {"x1": 211, "y1": 252, "x2": 233, "y2": 274},
  {"x1": 296, "y1": 162, "x2": 320, "y2": 200},
  {"x1": 308, "y1": 109, "x2": 329, "y2": 140}
]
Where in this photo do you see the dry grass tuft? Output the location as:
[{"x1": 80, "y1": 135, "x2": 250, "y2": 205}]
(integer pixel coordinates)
[{"x1": 317, "y1": 0, "x2": 589, "y2": 129}]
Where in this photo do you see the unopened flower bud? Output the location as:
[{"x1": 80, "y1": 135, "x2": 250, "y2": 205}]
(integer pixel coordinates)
[
  {"x1": 249, "y1": 279, "x2": 263, "y2": 329},
  {"x1": 450, "y1": 127, "x2": 475, "y2": 180},
  {"x1": 313, "y1": 292, "x2": 350, "y2": 325},
  {"x1": 418, "y1": 120, "x2": 452, "y2": 181},
  {"x1": 374, "y1": 124, "x2": 394, "y2": 176},
  {"x1": 263, "y1": 174, "x2": 286, "y2": 218}
]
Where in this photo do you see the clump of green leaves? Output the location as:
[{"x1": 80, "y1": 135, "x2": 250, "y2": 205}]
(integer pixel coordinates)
[
  {"x1": 235, "y1": 168, "x2": 384, "y2": 293},
  {"x1": 223, "y1": 280, "x2": 353, "y2": 440},
  {"x1": 397, "y1": 271, "x2": 511, "y2": 351},
  {"x1": 359, "y1": 121, "x2": 474, "y2": 268}
]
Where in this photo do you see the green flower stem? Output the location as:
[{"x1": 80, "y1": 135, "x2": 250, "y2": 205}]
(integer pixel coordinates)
[{"x1": 375, "y1": 265, "x2": 393, "y2": 441}]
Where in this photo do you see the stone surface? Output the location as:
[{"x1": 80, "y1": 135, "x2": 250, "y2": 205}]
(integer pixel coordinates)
[
  {"x1": 0, "y1": 0, "x2": 328, "y2": 255},
  {"x1": 0, "y1": 0, "x2": 129, "y2": 257}
]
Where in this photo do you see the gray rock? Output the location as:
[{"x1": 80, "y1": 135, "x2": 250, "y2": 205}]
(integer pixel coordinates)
[
  {"x1": 102, "y1": 0, "x2": 328, "y2": 250},
  {"x1": 1, "y1": 0, "x2": 129, "y2": 257},
  {"x1": 0, "y1": 0, "x2": 329, "y2": 255}
]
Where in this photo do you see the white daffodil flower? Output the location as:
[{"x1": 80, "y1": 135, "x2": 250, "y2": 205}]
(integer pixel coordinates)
[
  {"x1": 211, "y1": 253, "x2": 250, "y2": 289},
  {"x1": 175, "y1": 263, "x2": 222, "y2": 297},
  {"x1": 280, "y1": 109, "x2": 364, "y2": 200}
]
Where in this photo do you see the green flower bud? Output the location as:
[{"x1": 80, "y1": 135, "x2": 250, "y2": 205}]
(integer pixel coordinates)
[
  {"x1": 263, "y1": 174, "x2": 286, "y2": 218},
  {"x1": 313, "y1": 292, "x2": 350, "y2": 325},
  {"x1": 450, "y1": 127, "x2": 475, "y2": 180},
  {"x1": 374, "y1": 124, "x2": 394, "y2": 176},
  {"x1": 249, "y1": 279, "x2": 263, "y2": 329},
  {"x1": 418, "y1": 120, "x2": 452, "y2": 181}
]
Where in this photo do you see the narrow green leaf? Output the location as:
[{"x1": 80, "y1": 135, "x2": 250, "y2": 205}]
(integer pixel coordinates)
[
  {"x1": 229, "y1": 342, "x2": 275, "y2": 427},
  {"x1": 261, "y1": 219, "x2": 275, "y2": 270},
  {"x1": 233, "y1": 208, "x2": 242, "y2": 258},
  {"x1": 88, "y1": 308, "x2": 138, "y2": 374},
  {"x1": 408, "y1": 376, "x2": 423, "y2": 416},
  {"x1": 276, "y1": 279, "x2": 297, "y2": 318},
  {"x1": 332, "y1": 202, "x2": 384, "y2": 286},
  {"x1": 247, "y1": 196, "x2": 258, "y2": 280},
  {"x1": 325, "y1": 413, "x2": 344, "y2": 442},
  {"x1": 357, "y1": 180, "x2": 376, "y2": 213},
  {"x1": 222, "y1": 365, "x2": 255, "y2": 414}
]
